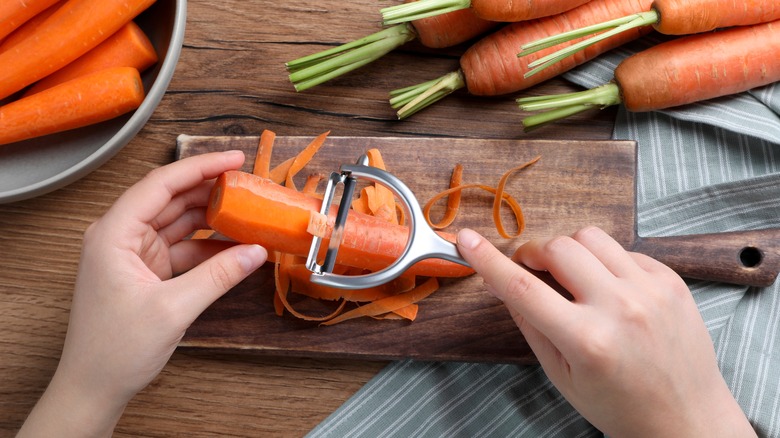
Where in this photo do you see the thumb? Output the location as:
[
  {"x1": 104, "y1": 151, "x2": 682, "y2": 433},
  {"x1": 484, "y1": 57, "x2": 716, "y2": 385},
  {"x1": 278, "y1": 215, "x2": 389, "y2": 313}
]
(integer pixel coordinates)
[{"x1": 169, "y1": 244, "x2": 268, "y2": 318}]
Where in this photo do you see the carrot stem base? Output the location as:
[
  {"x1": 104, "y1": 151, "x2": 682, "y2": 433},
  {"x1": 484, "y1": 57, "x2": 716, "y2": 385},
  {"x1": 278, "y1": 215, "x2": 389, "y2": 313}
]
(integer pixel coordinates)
[
  {"x1": 286, "y1": 24, "x2": 416, "y2": 91},
  {"x1": 380, "y1": 0, "x2": 470, "y2": 26},
  {"x1": 517, "y1": 82, "x2": 621, "y2": 131}
]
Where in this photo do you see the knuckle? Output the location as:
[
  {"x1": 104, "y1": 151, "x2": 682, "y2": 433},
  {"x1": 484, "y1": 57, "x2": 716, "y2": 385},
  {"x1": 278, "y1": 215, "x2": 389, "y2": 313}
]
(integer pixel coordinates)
[
  {"x1": 576, "y1": 328, "x2": 619, "y2": 373},
  {"x1": 208, "y1": 261, "x2": 236, "y2": 292}
]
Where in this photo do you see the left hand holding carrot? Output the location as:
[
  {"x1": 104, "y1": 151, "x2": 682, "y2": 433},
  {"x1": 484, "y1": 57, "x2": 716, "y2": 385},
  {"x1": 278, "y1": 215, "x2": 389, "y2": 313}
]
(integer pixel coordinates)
[
  {"x1": 16, "y1": 151, "x2": 268, "y2": 438},
  {"x1": 456, "y1": 226, "x2": 757, "y2": 437}
]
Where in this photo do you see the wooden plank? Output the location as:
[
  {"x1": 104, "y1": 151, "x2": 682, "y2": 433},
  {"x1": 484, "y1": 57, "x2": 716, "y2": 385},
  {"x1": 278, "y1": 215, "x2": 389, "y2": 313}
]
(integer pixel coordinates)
[{"x1": 177, "y1": 135, "x2": 637, "y2": 363}]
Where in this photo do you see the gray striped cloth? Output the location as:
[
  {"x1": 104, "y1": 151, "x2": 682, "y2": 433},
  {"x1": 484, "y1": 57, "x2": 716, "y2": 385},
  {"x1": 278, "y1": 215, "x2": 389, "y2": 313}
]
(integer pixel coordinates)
[{"x1": 308, "y1": 34, "x2": 780, "y2": 437}]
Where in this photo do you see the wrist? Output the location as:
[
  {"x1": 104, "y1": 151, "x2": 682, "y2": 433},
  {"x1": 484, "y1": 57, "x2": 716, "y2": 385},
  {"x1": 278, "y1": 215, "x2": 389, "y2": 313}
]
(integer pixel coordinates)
[{"x1": 18, "y1": 367, "x2": 129, "y2": 438}]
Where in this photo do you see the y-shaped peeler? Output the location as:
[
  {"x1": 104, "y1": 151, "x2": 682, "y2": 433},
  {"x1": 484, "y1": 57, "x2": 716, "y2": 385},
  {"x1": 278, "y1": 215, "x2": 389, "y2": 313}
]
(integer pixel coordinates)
[{"x1": 306, "y1": 154, "x2": 470, "y2": 290}]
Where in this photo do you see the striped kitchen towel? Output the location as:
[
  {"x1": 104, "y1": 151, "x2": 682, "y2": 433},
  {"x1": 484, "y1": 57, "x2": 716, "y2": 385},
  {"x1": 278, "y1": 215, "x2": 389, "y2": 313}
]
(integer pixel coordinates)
[{"x1": 308, "y1": 34, "x2": 780, "y2": 437}]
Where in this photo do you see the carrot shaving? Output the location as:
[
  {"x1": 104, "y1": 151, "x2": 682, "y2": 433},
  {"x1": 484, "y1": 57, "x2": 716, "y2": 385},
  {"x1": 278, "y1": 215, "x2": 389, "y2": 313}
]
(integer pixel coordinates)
[
  {"x1": 320, "y1": 277, "x2": 439, "y2": 326},
  {"x1": 423, "y1": 157, "x2": 539, "y2": 238},
  {"x1": 191, "y1": 229, "x2": 215, "y2": 239},
  {"x1": 252, "y1": 129, "x2": 276, "y2": 177},
  {"x1": 284, "y1": 131, "x2": 330, "y2": 190},
  {"x1": 493, "y1": 156, "x2": 540, "y2": 238},
  {"x1": 426, "y1": 163, "x2": 463, "y2": 229},
  {"x1": 269, "y1": 156, "x2": 295, "y2": 185}
]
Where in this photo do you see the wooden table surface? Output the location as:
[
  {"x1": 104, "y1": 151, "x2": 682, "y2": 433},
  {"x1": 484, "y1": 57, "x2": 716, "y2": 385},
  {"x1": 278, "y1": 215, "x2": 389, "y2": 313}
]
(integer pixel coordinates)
[{"x1": 0, "y1": 0, "x2": 617, "y2": 436}]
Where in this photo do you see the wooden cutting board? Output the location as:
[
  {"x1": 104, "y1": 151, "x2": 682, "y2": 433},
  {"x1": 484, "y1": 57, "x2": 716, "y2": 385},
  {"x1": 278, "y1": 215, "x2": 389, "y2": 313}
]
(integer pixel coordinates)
[
  {"x1": 177, "y1": 136, "x2": 636, "y2": 362},
  {"x1": 176, "y1": 135, "x2": 780, "y2": 364}
]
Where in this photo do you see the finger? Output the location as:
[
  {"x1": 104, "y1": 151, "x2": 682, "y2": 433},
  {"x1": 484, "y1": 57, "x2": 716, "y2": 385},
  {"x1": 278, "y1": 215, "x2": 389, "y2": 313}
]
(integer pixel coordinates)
[
  {"x1": 166, "y1": 244, "x2": 268, "y2": 320},
  {"x1": 513, "y1": 233, "x2": 617, "y2": 303},
  {"x1": 108, "y1": 150, "x2": 245, "y2": 225},
  {"x1": 168, "y1": 238, "x2": 238, "y2": 275},
  {"x1": 571, "y1": 226, "x2": 645, "y2": 279},
  {"x1": 149, "y1": 180, "x2": 214, "y2": 233},
  {"x1": 156, "y1": 207, "x2": 209, "y2": 247},
  {"x1": 457, "y1": 229, "x2": 575, "y2": 342}
]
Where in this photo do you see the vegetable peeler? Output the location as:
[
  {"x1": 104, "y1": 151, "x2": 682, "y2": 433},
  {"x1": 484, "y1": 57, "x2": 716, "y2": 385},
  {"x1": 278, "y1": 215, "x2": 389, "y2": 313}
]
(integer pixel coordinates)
[{"x1": 306, "y1": 154, "x2": 470, "y2": 290}]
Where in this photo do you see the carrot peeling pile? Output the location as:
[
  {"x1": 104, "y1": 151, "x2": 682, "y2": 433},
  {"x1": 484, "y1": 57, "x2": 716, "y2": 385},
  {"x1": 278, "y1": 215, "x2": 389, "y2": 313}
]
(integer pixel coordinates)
[
  {"x1": 200, "y1": 130, "x2": 538, "y2": 325},
  {"x1": 0, "y1": 0, "x2": 158, "y2": 146},
  {"x1": 517, "y1": 20, "x2": 780, "y2": 131}
]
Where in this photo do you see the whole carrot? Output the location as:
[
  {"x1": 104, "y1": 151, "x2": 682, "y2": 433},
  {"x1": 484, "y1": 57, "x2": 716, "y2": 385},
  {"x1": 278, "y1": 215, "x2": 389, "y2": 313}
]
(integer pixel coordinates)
[
  {"x1": 520, "y1": 0, "x2": 780, "y2": 75},
  {"x1": 23, "y1": 21, "x2": 158, "y2": 96},
  {"x1": 391, "y1": 0, "x2": 653, "y2": 119},
  {"x1": 517, "y1": 20, "x2": 780, "y2": 130},
  {"x1": 206, "y1": 170, "x2": 475, "y2": 278},
  {"x1": 0, "y1": 0, "x2": 156, "y2": 101},
  {"x1": 381, "y1": 0, "x2": 592, "y2": 25},
  {"x1": 0, "y1": 67, "x2": 145, "y2": 146},
  {"x1": 287, "y1": 1, "x2": 497, "y2": 91},
  {"x1": 0, "y1": 0, "x2": 65, "y2": 53},
  {"x1": 0, "y1": 0, "x2": 60, "y2": 41}
]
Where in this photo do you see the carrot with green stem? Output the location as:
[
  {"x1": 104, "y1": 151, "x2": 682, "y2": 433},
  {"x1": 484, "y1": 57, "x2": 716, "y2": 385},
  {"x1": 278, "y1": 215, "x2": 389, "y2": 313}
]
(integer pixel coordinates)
[
  {"x1": 0, "y1": 0, "x2": 156, "y2": 101},
  {"x1": 380, "y1": 0, "x2": 591, "y2": 25},
  {"x1": 0, "y1": 0, "x2": 60, "y2": 41},
  {"x1": 23, "y1": 21, "x2": 158, "y2": 96},
  {"x1": 286, "y1": 1, "x2": 497, "y2": 91},
  {"x1": 519, "y1": 0, "x2": 780, "y2": 77},
  {"x1": 517, "y1": 20, "x2": 780, "y2": 131},
  {"x1": 391, "y1": 0, "x2": 653, "y2": 119},
  {"x1": 0, "y1": 67, "x2": 145, "y2": 146}
]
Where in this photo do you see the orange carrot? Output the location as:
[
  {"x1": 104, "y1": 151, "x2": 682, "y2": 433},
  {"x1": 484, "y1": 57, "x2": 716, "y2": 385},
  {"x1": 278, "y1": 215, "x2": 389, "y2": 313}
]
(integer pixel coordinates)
[
  {"x1": 0, "y1": 0, "x2": 64, "y2": 53},
  {"x1": 23, "y1": 21, "x2": 157, "y2": 96},
  {"x1": 518, "y1": 20, "x2": 780, "y2": 129},
  {"x1": 0, "y1": 0, "x2": 60, "y2": 41},
  {"x1": 0, "y1": 67, "x2": 145, "y2": 146},
  {"x1": 0, "y1": 0, "x2": 156, "y2": 101},
  {"x1": 390, "y1": 0, "x2": 654, "y2": 119},
  {"x1": 520, "y1": 0, "x2": 780, "y2": 75},
  {"x1": 206, "y1": 170, "x2": 474, "y2": 278},
  {"x1": 382, "y1": 0, "x2": 592, "y2": 24},
  {"x1": 286, "y1": 0, "x2": 497, "y2": 91}
]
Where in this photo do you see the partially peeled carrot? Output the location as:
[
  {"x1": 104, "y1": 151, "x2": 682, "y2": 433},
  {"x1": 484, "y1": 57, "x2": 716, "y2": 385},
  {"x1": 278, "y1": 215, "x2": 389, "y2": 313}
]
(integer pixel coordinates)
[
  {"x1": 23, "y1": 21, "x2": 158, "y2": 96},
  {"x1": 0, "y1": 0, "x2": 157, "y2": 100},
  {"x1": 206, "y1": 170, "x2": 474, "y2": 278},
  {"x1": 0, "y1": 67, "x2": 145, "y2": 146}
]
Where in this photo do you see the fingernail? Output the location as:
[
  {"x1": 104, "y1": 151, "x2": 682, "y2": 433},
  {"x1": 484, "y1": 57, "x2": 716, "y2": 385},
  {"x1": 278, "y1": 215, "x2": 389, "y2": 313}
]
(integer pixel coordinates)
[
  {"x1": 238, "y1": 244, "x2": 267, "y2": 272},
  {"x1": 457, "y1": 228, "x2": 482, "y2": 250}
]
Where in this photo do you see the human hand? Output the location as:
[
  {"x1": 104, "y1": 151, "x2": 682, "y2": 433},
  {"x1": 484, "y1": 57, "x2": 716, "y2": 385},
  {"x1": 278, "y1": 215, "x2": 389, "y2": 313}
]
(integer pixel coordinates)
[
  {"x1": 456, "y1": 226, "x2": 755, "y2": 438},
  {"x1": 18, "y1": 151, "x2": 268, "y2": 437}
]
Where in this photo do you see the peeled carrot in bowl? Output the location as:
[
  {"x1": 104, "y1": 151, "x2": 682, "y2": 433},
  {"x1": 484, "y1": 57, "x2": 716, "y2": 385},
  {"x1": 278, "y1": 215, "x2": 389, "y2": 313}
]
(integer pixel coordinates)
[
  {"x1": 23, "y1": 21, "x2": 158, "y2": 96},
  {"x1": 0, "y1": 67, "x2": 145, "y2": 146},
  {"x1": 0, "y1": 0, "x2": 156, "y2": 101},
  {"x1": 0, "y1": 0, "x2": 60, "y2": 41}
]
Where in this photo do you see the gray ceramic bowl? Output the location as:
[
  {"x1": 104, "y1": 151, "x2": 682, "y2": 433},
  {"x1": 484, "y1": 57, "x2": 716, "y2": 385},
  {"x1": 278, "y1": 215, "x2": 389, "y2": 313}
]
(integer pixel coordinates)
[{"x1": 0, "y1": 0, "x2": 187, "y2": 204}]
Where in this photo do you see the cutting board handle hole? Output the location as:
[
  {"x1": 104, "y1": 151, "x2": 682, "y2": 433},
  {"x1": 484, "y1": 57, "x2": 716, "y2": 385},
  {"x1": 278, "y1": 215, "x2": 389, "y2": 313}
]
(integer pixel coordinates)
[{"x1": 739, "y1": 247, "x2": 762, "y2": 268}]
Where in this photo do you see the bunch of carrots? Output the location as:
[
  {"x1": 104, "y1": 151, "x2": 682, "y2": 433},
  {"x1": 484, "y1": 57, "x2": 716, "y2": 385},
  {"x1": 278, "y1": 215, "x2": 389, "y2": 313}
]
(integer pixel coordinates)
[
  {"x1": 200, "y1": 130, "x2": 538, "y2": 325},
  {"x1": 288, "y1": 0, "x2": 780, "y2": 122},
  {"x1": 0, "y1": 0, "x2": 159, "y2": 146}
]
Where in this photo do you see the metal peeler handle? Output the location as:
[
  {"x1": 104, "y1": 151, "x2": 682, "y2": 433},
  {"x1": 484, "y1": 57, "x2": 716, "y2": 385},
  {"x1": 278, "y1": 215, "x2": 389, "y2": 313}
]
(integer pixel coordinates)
[{"x1": 306, "y1": 154, "x2": 470, "y2": 290}]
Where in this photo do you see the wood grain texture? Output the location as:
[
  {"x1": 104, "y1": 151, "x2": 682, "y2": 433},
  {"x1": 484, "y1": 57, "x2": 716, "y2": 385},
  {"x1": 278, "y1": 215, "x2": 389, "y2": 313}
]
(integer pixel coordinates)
[{"x1": 0, "y1": 0, "x2": 618, "y2": 436}]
